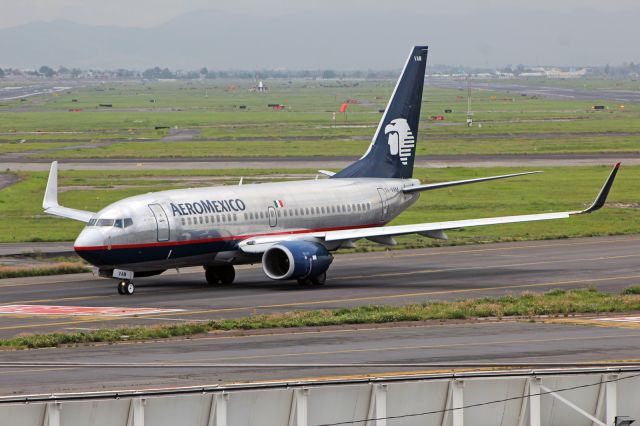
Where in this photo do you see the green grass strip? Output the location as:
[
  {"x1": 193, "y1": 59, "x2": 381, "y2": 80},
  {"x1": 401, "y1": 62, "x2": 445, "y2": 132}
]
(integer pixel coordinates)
[
  {"x1": 2, "y1": 287, "x2": 640, "y2": 350},
  {"x1": 0, "y1": 264, "x2": 90, "y2": 279}
]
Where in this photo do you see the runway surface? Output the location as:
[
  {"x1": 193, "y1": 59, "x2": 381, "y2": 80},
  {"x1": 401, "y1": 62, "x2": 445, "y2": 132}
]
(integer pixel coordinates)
[
  {"x1": 0, "y1": 83, "x2": 77, "y2": 101},
  {"x1": 2, "y1": 319, "x2": 640, "y2": 395},
  {"x1": 1, "y1": 153, "x2": 637, "y2": 172},
  {"x1": 0, "y1": 235, "x2": 639, "y2": 340},
  {"x1": 432, "y1": 80, "x2": 640, "y2": 103}
]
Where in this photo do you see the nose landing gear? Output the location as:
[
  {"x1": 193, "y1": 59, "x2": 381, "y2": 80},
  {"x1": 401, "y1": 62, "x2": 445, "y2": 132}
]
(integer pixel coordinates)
[{"x1": 117, "y1": 280, "x2": 135, "y2": 295}]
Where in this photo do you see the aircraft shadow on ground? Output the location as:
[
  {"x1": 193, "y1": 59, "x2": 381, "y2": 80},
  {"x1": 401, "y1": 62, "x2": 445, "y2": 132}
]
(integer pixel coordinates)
[{"x1": 124, "y1": 267, "x2": 567, "y2": 293}]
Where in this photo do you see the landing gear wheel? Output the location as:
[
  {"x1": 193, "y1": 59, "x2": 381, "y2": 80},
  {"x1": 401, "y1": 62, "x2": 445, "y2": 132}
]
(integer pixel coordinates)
[
  {"x1": 218, "y1": 265, "x2": 235, "y2": 285},
  {"x1": 297, "y1": 277, "x2": 312, "y2": 286},
  {"x1": 205, "y1": 268, "x2": 220, "y2": 285},
  {"x1": 119, "y1": 280, "x2": 134, "y2": 295},
  {"x1": 310, "y1": 272, "x2": 327, "y2": 286}
]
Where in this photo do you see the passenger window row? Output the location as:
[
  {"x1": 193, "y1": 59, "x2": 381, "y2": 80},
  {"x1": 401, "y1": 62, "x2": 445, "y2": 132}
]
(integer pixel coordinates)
[
  {"x1": 279, "y1": 202, "x2": 371, "y2": 218},
  {"x1": 178, "y1": 202, "x2": 373, "y2": 228},
  {"x1": 181, "y1": 213, "x2": 237, "y2": 227}
]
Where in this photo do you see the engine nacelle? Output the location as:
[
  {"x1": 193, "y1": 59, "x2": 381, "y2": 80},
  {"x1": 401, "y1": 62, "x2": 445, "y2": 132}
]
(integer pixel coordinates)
[{"x1": 262, "y1": 241, "x2": 333, "y2": 280}]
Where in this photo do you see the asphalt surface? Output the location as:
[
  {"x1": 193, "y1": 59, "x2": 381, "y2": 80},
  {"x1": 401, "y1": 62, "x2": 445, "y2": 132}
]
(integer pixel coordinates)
[
  {"x1": 0, "y1": 235, "x2": 639, "y2": 339},
  {"x1": 0, "y1": 83, "x2": 75, "y2": 101},
  {"x1": 431, "y1": 80, "x2": 640, "y2": 103},
  {"x1": 1, "y1": 153, "x2": 637, "y2": 172},
  {"x1": 1, "y1": 235, "x2": 640, "y2": 395},
  {"x1": 2, "y1": 320, "x2": 640, "y2": 395}
]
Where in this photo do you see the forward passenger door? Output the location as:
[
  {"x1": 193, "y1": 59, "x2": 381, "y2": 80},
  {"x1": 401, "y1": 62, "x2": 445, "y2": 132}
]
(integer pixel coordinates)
[{"x1": 148, "y1": 204, "x2": 170, "y2": 242}]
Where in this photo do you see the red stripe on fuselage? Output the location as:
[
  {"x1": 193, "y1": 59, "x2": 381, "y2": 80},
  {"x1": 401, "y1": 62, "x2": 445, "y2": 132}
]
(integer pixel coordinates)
[{"x1": 73, "y1": 223, "x2": 380, "y2": 251}]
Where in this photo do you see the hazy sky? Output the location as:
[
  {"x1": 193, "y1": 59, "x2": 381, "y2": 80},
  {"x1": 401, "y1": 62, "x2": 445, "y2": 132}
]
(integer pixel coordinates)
[
  {"x1": 0, "y1": 1, "x2": 638, "y2": 68},
  {"x1": 0, "y1": 0, "x2": 637, "y2": 29}
]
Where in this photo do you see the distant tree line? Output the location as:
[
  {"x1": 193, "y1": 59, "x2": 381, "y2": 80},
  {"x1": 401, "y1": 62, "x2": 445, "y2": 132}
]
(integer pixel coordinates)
[{"x1": 1, "y1": 62, "x2": 638, "y2": 80}]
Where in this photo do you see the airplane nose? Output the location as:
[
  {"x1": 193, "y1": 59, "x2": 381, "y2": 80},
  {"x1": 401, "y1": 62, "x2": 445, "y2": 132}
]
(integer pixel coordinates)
[
  {"x1": 74, "y1": 228, "x2": 105, "y2": 248},
  {"x1": 74, "y1": 228, "x2": 108, "y2": 266}
]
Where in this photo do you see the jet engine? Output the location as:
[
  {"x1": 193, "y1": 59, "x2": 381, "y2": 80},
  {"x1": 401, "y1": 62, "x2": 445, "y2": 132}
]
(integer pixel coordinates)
[{"x1": 262, "y1": 241, "x2": 333, "y2": 280}]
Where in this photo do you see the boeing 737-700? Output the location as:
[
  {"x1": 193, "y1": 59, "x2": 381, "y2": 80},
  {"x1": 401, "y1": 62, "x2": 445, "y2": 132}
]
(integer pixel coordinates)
[{"x1": 42, "y1": 46, "x2": 620, "y2": 295}]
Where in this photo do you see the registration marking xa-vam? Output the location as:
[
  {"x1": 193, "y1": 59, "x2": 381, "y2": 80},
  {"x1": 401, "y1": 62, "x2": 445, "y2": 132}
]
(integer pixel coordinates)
[{"x1": 0, "y1": 305, "x2": 184, "y2": 317}]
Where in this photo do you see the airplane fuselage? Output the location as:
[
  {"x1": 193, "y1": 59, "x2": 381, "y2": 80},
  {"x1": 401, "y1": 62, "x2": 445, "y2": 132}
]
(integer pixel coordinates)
[{"x1": 74, "y1": 178, "x2": 420, "y2": 273}]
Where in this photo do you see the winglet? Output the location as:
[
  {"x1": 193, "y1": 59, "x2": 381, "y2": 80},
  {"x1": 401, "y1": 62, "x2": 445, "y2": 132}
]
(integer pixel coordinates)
[
  {"x1": 41, "y1": 161, "x2": 96, "y2": 223},
  {"x1": 575, "y1": 162, "x2": 620, "y2": 214},
  {"x1": 43, "y1": 161, "x2": 59, "y2": 209}
]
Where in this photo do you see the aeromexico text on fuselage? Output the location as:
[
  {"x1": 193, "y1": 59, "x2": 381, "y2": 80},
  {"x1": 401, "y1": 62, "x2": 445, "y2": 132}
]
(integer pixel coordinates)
[{"x1": 170, "y1": 199, "x2": 246, "y2": 216}]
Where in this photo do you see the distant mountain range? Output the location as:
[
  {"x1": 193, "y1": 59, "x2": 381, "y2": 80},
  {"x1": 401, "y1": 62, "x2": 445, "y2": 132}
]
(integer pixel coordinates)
[{"x1": 0, "y1": 8, "x2": 637, "y2": 69}]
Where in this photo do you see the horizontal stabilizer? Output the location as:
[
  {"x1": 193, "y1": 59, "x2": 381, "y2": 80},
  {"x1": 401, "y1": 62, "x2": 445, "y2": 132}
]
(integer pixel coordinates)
[
  {"x1": 403, "y1": 171, "x2": 541, "y2": 193},
  {"x1": 43, "y1": 161, "x2": 95, "y2": 223}
]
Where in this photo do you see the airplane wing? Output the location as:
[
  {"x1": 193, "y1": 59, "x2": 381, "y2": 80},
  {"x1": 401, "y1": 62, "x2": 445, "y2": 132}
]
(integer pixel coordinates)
[
  {"x1": 239, "y1": 163, "x2": 620, "y2": 254},
  {"x1": 42, "y1": 161, "x2": 95, "y2": 223}
]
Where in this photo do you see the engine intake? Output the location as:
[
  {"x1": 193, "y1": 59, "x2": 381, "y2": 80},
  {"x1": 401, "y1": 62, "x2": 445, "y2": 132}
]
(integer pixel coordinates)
[{"x1": 262, "y1": 241, "x2": 333, "y2": 280}]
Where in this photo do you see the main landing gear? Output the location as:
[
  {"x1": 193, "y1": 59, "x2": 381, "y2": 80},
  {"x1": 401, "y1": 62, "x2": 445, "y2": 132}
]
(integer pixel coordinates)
[
  {"x1": 297, "y1": 272, "x2": 327, "y2": 286},
  {"x1": 117, "y1": 280, "x2": 135, "y2": 295},
  {"x1": 205, "y1": 265, "x2": 236, "y2": 285}
]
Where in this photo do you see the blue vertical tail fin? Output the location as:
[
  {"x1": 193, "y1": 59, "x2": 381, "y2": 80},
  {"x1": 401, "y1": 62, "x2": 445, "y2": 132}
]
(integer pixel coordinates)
[{"x1": 333, "y1": 45, "x2": 428, "y2": 179}]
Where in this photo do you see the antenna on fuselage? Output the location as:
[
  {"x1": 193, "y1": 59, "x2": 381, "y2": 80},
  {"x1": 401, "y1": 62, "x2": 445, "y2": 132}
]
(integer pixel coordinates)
[{"x1": 239, "y1": 177, "x2": 243, "y2": 186}]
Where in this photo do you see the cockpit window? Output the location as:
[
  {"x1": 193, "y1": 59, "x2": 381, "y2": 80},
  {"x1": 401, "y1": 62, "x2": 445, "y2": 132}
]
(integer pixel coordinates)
[{"x1": 87, "y1": 218, "x2": 133, "y2": 228}]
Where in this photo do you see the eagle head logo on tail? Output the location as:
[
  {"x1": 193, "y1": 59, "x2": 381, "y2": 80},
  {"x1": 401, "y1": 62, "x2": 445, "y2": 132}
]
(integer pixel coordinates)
[{"x1": 384, "y1": 118, "x2": 415, "y2": 166}]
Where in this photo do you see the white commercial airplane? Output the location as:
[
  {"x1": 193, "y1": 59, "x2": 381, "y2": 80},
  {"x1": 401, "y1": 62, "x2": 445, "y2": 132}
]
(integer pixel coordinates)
[{"x1": 42, "y1": 46, "x2": 620, "y2": 295}]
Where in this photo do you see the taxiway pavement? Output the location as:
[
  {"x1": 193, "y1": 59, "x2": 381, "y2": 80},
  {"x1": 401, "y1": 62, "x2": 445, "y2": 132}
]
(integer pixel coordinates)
[
  {"x1": 0, "y1": 235, "x2": 638, "y2": 339},
  {"x1": 1, "y1": 153, "x2": 638, "y2": 172},
  {"x1": 431, "y1": 80, "x2": 640, "y2": 103},
  {"x1": 1, "y1": 319, "x2": 640, "y2": 395}
]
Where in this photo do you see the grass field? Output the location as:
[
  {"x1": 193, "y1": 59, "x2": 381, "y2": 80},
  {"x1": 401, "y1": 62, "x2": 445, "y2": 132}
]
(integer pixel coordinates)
[
  {"x1": 1, "y1": 80, "x2": 639, "y2": 158},
  {"x1": 0, "y1": 165, "x2": 637, "y2": 244}
]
